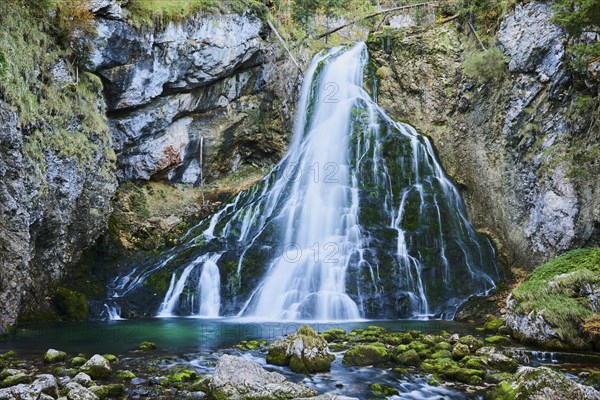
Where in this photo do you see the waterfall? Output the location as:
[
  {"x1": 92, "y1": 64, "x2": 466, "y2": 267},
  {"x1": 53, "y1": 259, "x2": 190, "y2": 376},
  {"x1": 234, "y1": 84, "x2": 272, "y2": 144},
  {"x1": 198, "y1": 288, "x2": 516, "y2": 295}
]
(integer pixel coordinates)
[
  {"x1": 157, "y1": 253, "x2": 222, "y2": 317},
  {"x1": 107, "y1": 42, "x2": 499, "y2": 320}
]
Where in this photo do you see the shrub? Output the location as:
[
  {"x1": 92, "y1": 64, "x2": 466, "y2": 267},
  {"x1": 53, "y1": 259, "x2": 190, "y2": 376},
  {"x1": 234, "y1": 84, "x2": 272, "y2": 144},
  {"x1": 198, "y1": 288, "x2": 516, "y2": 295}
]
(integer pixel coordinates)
[{"x1": 462, "y1": 47, "x2": 507, "y2": 84}]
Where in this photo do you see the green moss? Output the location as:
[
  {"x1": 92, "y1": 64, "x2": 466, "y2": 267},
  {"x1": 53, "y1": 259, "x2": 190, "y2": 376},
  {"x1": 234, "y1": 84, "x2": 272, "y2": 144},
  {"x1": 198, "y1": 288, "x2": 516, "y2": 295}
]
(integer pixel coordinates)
[
  {"x1": 0, "y1": 351, "x2": 16, "y2": 360},
  {"x1": 370, "y1": 383, "x2": 400, "y2": 396},
  {"x1": 116, "y1": 370, "x2": 136, "y2": 380},
  {"x1": 138, "y1": 341, "x2": 157, "y2": 351},
  {"x1": 1, "y1": 373, "x2": 31, "y2": 387},
  {"x1": 321, "y1": 328, "x2": 347, "y2": 343},
  {"x1": 431, "y1": 350, "x2": 452, "y2": 359},
  {"x1": 511, "y1": 248, "x2": 600, "y2": 348},
  {"x1": 343, "y1": 343, "x2": 389, "y2": 366},
  {"x1": 70, "y1": 357, "x2": 86, "y2": 367},
  {"x1": 487, "y1": 380, "x2": 517, "y2": 400},
  {"x1": 102, "y1": 354, "x2": 118, "y2": 363},
  {"x1": 484, "y1": 315, "x2": 505, "y2": 333},
  {"x1": 485, "y1": 336, "x2": 511, "y2": 346},
  {"x1": 89, "y1": 383, "x2": 126, "y2": 399},
  {"x1": 52, "y1": 287, "x2": 89, "y2": 321},
  {"x1": 394, "y1": 349, "x2": 421, "y2": 366},
  {"x1": 125, "y1": 0, "x2": 267, "y2": 27},
  {"x1": 44, "y1": 349, "x2": 67, "y2": 363}
]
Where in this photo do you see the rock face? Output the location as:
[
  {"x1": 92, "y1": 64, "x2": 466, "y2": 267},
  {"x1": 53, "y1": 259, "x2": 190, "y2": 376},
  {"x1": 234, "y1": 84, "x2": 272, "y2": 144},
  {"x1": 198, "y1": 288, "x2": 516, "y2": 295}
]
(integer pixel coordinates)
[
  {"x1": 0, "y1": 94, "x2": 115, "y2": 332},
  {"x1": 266, "y1": 326, "x2": 334, "y2": 373},
  {"x1": 88, "y1": 9, "x2": 294, "y2": 184},
  {"x1": 368, "y1": 1, "x2": 600, "y2": 268},
  {"x1": 209, "y1": 354, "x2": 317, "y2": 400}
]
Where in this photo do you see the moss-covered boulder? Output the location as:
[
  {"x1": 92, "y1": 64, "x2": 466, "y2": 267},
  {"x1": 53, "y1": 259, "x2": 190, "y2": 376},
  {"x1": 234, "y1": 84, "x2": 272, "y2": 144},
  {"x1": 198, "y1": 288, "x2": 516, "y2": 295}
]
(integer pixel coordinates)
[
  {"x1": 81, "y1": 354, "x2": 112, "y2": 379},
  {"x1": 44, "y1": 349, "x2": 67, "y2": 363},
  {"x1": 343, "y1": 343, "x2": 389, "y2": 366},
  {"x1": 52, "y1": 287, "x2": 89, "y2": 320},
  {"x1": 485, "y1": 335, "x2": 511, "y2": 346},
  {"x1": 393, "y1": 349, "x2": 420, "y2": 366},
  {"x1": 505, "y1": 248, "x2": 600, "y2": 350},
  {"x1": 458, "y1": 335, "x2": 483, "y2": 352},
  {"x1": 488, "y1": 366, "x2": 600, "y2": 399},
  {"x1": 1, "y1": 373, "x2": 32, "y2": 387},
  {"x1": 484, "y1": 315, "x2": 505, "y2": 333},
  {"x1": 266, "y1": 326, "x2": 334, "y2": 374},
  {"x1": 321, "y1": 328, "x2": 347, "y2": 343},
  {"x1": 101, "y1": 354, "x2": 118, "y2": 363},
  {"x1": 476, "y1": 347, "x2": 518, "y2": 373},
  {"x1": 370, "y1": 383, "x2": 400, "y2": 396},
  {"x1": 70, "y1": 357, "x2": 86, "y2": 367},
  {"x1": 89, "y1": 383, "x2": 126, "y2": 399},
  {"x1": 116, "y1": 370, "x2": 135, "y2": 380},
  {"x1": 452, "y1": 343, "x2": 470, "y2": 360},
  {"x1": 138, "y1": 341, "x2": 156, "y2": 351}
]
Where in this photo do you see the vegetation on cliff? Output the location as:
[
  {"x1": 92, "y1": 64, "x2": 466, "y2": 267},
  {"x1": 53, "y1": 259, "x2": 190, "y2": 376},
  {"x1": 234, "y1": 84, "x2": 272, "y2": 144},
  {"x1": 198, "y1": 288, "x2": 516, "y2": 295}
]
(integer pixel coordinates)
[{"x1": 509, "y1": 248, "x2": 600, "y2": 349}]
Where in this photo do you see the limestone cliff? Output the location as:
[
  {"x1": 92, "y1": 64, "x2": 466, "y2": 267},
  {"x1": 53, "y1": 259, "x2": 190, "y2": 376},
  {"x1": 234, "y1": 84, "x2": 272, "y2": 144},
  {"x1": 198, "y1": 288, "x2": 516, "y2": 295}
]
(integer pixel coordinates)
[{"x1": 368, "y1": 2, "x2": 599, "y2": 270}]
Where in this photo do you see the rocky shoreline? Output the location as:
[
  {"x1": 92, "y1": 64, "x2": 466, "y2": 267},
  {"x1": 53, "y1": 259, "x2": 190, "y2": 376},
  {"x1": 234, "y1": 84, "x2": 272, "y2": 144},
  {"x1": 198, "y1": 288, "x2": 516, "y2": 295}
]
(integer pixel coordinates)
[{"x1": 1, "y1": 324, "x2": 599, "y2": 399}]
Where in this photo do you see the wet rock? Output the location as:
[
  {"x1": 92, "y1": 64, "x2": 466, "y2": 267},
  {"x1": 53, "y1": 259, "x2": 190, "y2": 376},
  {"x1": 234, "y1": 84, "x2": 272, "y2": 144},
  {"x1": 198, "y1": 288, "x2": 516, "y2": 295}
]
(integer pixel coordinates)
[
  {"x1": 490, "y1": 366, "x2": 600, "y2": 399},
  {"x1": 0, "y1": 374, "x2": 58, "y2": 400},
  {"x1": 394, "y1": 349, "x2": 420, "y2": 366},
  {"x1": 266, "y1": 326, "x2": 334, "y2": 373},
  {"x1": 44, "y1": 349, "x2": 67, "y2": 363},
  {"x1": 72, "y1": 373, "x2": 93, "y2": 387},
  {"x1": 293, "y1": 395, "x2": 358, "y2": 400},
  {"x1": 81, "y1": 355, "x2": 111, "y2": 379},
  {"x1": 209, "y1": 354, "x2": 317, "y2": 399},
  {"x1": 89, "y1": 383, "x2": 125, "y2": 399},
  {"x1": 476, "y1": 347, "x2": 518, "y2": 373},
  {"x1": 452, "y1": 343, "x2": 470, "y2": 360},
  {"x1": 342, "y1": 343, "x2": 389, "y2": 366},
  {"x1": 70, "y1": 357, "x2": 86, "y2": 367},
  {"x1": 64, "y1": 382, "x2": 99, "y2": 400}
]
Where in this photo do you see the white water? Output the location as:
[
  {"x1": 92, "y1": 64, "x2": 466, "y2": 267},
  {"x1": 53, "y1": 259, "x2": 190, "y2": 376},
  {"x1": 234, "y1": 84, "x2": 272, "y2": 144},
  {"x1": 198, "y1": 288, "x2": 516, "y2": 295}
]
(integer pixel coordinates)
[
  {"x1": 106, "y1": 42, "x2": 498, "y2": 320},
  {"x1": 104, "y1": 304, "x2": 125, "y2": 320},
  {"x1": 157, "y1": 253, "x2": 222, "y2": 317}
]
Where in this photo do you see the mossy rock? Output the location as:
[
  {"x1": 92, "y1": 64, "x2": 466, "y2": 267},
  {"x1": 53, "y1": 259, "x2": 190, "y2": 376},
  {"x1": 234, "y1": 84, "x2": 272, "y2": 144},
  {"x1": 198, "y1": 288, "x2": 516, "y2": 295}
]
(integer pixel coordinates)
[
  {"x1": 431, "y1": 350, "x2": 452, "y2": 360},
  {"x1": 452, "y1": 343, "x2": 470, "y2": 360},
  {"x1": 169, "y1": 368, "x2": 197, "y2": 383},
  {"x1": 116, "y1": 370, "x2": 136, "y2": 380},
  {"x1": 138, "y1": 341, "x2": 157, "y2": 351},
  {"x1": 0, "y1": 352, "x2": 16, "y2": 360},
  {"x1": 485, "y1": 336, "x2": 511, "y2": 346},
  {"x1": 102, "y1": 354, "x2": 118, "y2": 363},
  {"x1": 266, "y1": 340, "x2": 289, "y2": 366},
  {"x1": 484, "y1": 315, "x2": 505, "y2": 333},
  {"x1": 381, "y1": 332, "x2": 413, "y2": 346},
  {"x1": 2, "y1": 373, "x2": 32, "y2": 387},
  {"x1": 486, "y1": 380, "x2": 517, "y2": 400},
  {"x1": 486, "y1": 372, "x2": 513, "y2": 384},
  {"x1": 44, "y1": 349, "x2": 67, "y2": 363},
  {"x1": 370, "y1": 383, "x2": 400, "y2": 396},
  {"x1": 459, "y1": 335, "x2": 483, "y2": 351},
  {"x1": 434, "y1": 342, "x2": 453, "y2": 351},
  {"x1": 394, "y1": 349, "x2": 420, "y2": 366},
  {"x1": 321, "y1": 328, "x2": 347, "y2": 343},
  {"x1": 343, "y1": 343, "x2": 389, "y2": 366},
  {"x1": 70, "y1": 357, "x2": 86, "y2": 367},
  {"x1": 461, "y1": 356, "x2": 488, "y2": 371},
  {"x1": 52, "y1": 287, "x2": 89, "y2": 320},
  {"x1": 89, "y1": 383, "x2": 126, "y2": 399}
]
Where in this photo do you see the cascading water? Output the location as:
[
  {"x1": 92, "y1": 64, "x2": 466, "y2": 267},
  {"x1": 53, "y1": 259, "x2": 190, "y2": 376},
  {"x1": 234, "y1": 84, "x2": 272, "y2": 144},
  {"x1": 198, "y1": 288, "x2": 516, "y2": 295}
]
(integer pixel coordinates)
[{"x1": 105, "y1": 42, "x2": 499, "y2": 320}]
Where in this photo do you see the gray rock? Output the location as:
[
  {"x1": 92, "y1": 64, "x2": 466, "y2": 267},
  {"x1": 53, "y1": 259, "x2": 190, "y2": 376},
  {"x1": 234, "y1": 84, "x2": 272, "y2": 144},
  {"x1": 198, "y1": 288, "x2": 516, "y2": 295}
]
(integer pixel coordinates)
[
  {"x1": 503, "y1": 366, "x2": 600, "y2": 399},
  {"x1": 267, "y1": 326, "x2": 334, "y2": 373},
  {"x1": 498, "y1": 2, "x2": 564, "y2": 77},
  {"x1": 44, "y1": 348, "x2": 67, "y2": 363},
  {"x1": 209, "y1": 354, "x2": 317, "y2": 400},
  {"x1": 0, "y1": 374, "x2": 59, "y2": 400},
  {"x1": 89, "y1": 14, "x2": 263, "y2": 110},
  {"x1": 72, "y1": 372, "x2": 93, "y2": 387},
  {"x1": 65, "y1": 382, "x2": 99, "y2": 400},
  {"x1": 81, "y1": 355, "x2": 111, "y2": 379},
  {"x1": 294, "y1": 395, "x2": 358, "y2": 400}
]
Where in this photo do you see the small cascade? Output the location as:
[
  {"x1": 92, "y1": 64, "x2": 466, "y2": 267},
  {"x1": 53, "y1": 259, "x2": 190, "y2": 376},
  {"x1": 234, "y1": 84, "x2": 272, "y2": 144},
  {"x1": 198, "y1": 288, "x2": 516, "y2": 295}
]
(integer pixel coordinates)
[
  {"x1": 104, "y1": 304, "x2": 125, "y2": 320},
  {"x1": 157, "y1": 253, "x2": 222, "y2": 317},
  {"x1": 105, "y1": 42, "x2": 500, "y2": 320}
]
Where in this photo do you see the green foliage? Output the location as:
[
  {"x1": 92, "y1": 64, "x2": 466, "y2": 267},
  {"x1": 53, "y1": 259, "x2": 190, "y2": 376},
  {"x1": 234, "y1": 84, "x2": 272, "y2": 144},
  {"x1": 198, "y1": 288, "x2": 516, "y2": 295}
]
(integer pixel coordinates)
[
  {"x1": 551, "y1": 0, "x2": 600, "y2": 73},
  {"x1": 462, "y1": 47, "x2": 507, "y2": 84},
  {"x1": 125, "y1": 0, "x2": 267, "y2": 26}
]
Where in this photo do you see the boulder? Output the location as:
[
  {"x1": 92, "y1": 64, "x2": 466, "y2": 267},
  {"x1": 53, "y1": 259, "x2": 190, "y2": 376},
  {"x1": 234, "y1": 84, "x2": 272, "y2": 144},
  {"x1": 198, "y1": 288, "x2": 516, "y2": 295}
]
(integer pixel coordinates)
[
  {"x1": 72, "y1": 373, "x2": 93, "y2": 387},
  {"x1": 44, "y1": 349, "x2": 67, "y2": 363},
  {"x1": 209, "y1": 354, "x2": 317, "y2": 400},
  {"x1": 491, "y1": 366, "x2": 600, "y2": 399},
  {"x1": 0, "y1": 374, "x2": 58, "y2": 400},
  {"x1": 266, "y1": 326, "x2": 334, "y2": 373},
  {"x1": 342, "y1": 343, "x2": 389, "y2": 366},
  {"x1": 81, "y1": 355, "x2": 111, "y2": 379},
  {"x1": 452, "y1": 343, "x2": 470, "y2": 360},
  {"x1": 65, "y1": 382, "x2": 99, "y2": 400}
]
